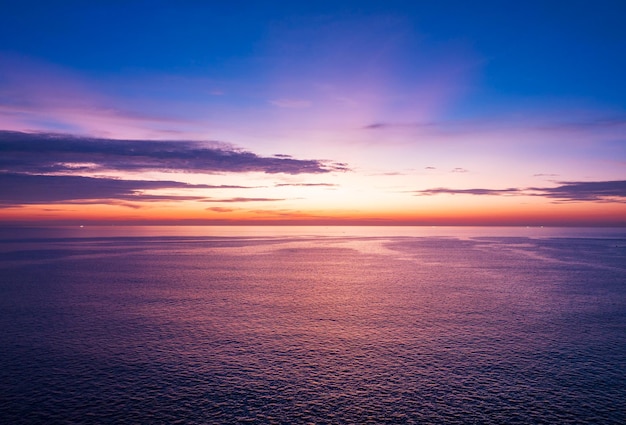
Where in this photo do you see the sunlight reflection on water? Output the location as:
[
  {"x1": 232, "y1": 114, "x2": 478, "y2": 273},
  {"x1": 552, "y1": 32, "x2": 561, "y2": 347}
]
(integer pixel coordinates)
[
  {"x1": 1, "y1": 228, "x2": 625, "y2": 423},
  {"x1": 2, "y1": 225, "x2": 626, "y2": 240}
]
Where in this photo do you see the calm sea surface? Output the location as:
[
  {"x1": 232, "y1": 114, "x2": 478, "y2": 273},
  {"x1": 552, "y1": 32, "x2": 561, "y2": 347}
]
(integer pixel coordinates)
[{"x1": 1, "y1": 226, "x2": 625, "y2": 424}]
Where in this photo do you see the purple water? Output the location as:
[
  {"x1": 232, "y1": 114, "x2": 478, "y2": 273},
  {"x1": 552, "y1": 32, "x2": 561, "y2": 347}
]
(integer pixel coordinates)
[{"x1": 1, "y1": 227, "x2": 625, "y2": 423}]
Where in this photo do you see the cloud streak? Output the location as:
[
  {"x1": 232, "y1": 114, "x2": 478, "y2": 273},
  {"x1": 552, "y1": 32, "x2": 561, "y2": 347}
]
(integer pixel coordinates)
[
  {"x1": 202, "y1": 197, "x2": 286, "y2": 203},
  {"x1": 416, "y1": 188, "x2": 521, "y2": 196},
  {"x1": 269, "y1": 99, "x2": 312, "y2": 109},
  {"x1": 274, "y1": 183, "x2": 338, "y2": 187},
  {"x1": 0, "y1": 173, "x2": 220, "y2": 205},
  {"x1": 206, "y1": 207, "x2": 235, "y2": 213},
  {"x1": 0, "y1": 130, "x2": 347, "y2": 175},
  {"x1": 414, "y1": 181, "x2": 626, "y2": 202},
  {"x1": 362, "y1": 115, "x2": 626, "y2": 135}
]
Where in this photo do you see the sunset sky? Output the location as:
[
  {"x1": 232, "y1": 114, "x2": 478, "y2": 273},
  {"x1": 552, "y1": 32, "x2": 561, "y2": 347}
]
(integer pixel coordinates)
[{"x1": 1, "y1": 1, "x2": 625, "y2": 225}]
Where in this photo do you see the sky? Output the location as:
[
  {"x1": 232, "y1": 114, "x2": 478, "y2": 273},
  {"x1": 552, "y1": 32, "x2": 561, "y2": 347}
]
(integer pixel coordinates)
[{"x1": 0, "y1": 0, "x2": 625, "y2": 225}]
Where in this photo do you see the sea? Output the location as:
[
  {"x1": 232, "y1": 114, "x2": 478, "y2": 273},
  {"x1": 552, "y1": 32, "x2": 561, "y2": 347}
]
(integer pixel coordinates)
[{"x1": 1, "y1": 226, "x2": 625, "y2": 424}]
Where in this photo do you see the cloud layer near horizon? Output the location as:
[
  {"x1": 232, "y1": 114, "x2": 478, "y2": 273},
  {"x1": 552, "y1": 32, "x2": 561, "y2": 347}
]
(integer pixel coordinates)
[
  {"x1": 415, "y1": 181, "x2": 626, "y2": 202},
  {"x1": 0, "y1": 173, "x2": 219, "y2": 205},
  {"x1": 0, "y1": 130, "x2": 348, "y2": 175}
]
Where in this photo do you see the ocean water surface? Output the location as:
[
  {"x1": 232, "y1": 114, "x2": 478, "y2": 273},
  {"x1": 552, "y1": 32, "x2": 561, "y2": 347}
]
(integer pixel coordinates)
[{"x1": 1, "y1": 226, "x2": 625, "y2": 424}]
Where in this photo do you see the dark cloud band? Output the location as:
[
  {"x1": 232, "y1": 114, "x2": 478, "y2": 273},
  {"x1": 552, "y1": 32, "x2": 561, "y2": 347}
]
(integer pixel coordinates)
[
  {"x1": 414, "y1": 181, "x2": 626, "y2": 202},
  {"x1": 0, "y1": 130, "x2": 347, "y2": 175},
  {"x1": 529, "y1": 180, "x2": 626, "y2": 201},
  {"x1": 0, "y1": 173, "x2": 214, "y2": 205}
]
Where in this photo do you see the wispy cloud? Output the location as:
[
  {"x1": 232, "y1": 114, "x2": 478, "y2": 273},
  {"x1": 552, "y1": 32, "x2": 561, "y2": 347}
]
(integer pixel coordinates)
[
  {"x1": 367, "y1": 171, "x2": 408, "y2": 176},
  {"x1": 451, "y1": 167, "x2": 468, "y2": 173},
  {"x1": 362, "y1": 115, "x2": 626, "y2": 135},
  {"x1": 203, "y1": 197, "x2": 286, "y2": 203},
  {"x1": 416, "y1": 188, "x2": 521, "y2": 196},
  {"x1": 206, "y1": 207, "x2": 235, "y2": 213},
  {"x1": 414, "y1": 180, "x2": 626, "y2": 202},
  {"x1": 0, "y1": 55, "x2": 197, "y2": 138},
  {"x1": 533, "y1": 173, "x2": 559, "y2": 177},
  {"x1": 0, "y1": 130, "x2": 347, "y2": 175},
  {"x1": 274, "y1": 183, "x2": 338, "y2": 187},
  {"x1": 269, "y1": 99, "x2": 312, "y2": 109},
  {"x1": 363, "y1": 122, "x2": 435, "y2": 130},
  {"x1": 363, "y1": 123, "x2": 388, "y2": 130}
]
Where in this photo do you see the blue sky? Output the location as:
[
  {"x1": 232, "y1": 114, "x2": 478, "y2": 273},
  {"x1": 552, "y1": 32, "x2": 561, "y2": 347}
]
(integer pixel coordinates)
[
  {"x1": 1, "y1": 0, "x2": 625, "y2": 224},
  {"x1": 3, "y1": 1, "x2": 624, "y2": 100}
]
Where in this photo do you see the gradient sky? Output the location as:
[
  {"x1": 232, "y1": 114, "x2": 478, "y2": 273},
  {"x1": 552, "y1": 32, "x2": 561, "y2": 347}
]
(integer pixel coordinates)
[{"x1": 1, "y1": 0, "x2": 625, "y2": 225}]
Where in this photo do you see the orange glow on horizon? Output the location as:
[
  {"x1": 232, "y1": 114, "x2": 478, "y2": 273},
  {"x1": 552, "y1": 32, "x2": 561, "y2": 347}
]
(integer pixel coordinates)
[{"x1": 2, "y1": 199, "x2": 625, "y2": 226}]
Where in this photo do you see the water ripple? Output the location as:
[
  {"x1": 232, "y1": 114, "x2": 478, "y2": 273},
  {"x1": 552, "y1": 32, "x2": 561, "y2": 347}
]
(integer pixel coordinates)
[{"x1": 1, "y1": 234, "x2": 625, "y2": 423}]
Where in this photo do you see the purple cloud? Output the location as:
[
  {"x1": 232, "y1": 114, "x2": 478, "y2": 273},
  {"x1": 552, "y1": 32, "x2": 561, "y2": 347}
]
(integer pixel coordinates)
[
  {"x1": 414, "y1": 180, "x2": 626, "y2": 202},
  {"x1": 0, "y1": 130, "x2": 347, "y2": 175},
  {"x1": 0, "y1": 173, "x2": 218, "y2": 205},
  {"x1": 363, "y1": 123, "x2": 388, "y2": 129},
  {"x1": 529, "y1": 180, "x2": 626, "y2": 202},
  {"x1": 362, "y1": 122, "x2": 436, "y2": 130},
  {"x1": 269, "y1": 99, "x2": 312, "y2": 109}
]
